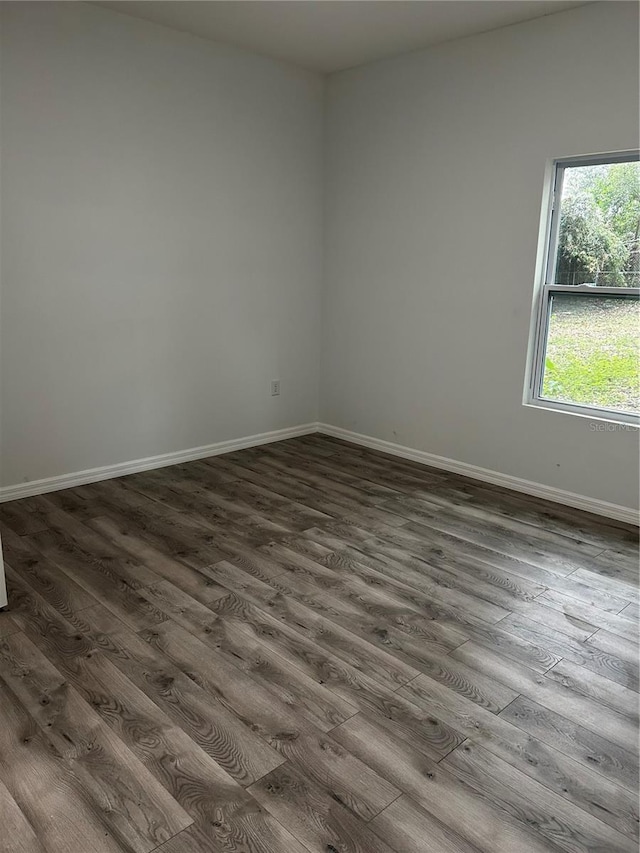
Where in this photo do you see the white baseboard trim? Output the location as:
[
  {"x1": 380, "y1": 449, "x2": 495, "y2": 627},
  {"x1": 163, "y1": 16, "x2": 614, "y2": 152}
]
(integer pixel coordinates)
[
  {"x1": 2, "y1": 419, "x2": 636, "y2": 525},
  {"x1": 0, "y1": 423, "x2": 319, "y2": 504},
  {"x1": 317, "y1": 423, "x2": 639, "y2": 526}
]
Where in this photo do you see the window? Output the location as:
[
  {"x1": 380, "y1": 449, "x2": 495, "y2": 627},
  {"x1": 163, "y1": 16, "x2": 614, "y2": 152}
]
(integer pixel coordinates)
[{"x1": 528, "y1": 152, "x2": 640, "y2": 423}]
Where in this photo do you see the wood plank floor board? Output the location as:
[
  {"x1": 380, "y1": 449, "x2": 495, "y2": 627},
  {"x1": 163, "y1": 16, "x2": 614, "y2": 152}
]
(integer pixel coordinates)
[
  {"x1": 0, "y1": 499, "x2": 52, "y2": 537},
  {"x1": 302, "y1": 429, "x2": 635, "y2": 542},
  {"x1": 0, "y1": 434, "x2": 637, "y2": 853},
  {"x1": 204, "y1": 473, "x2": 337, "y2": 520},
  {"x1": 200, "y1": 577, "x2": 465, "y2": 760},
  {"x1": 248, "y1": 762, "x2": 399, "y2": 853},
  {"x1": 215, "y1": 538, "x2": 299, "y2": 580},
  {"x1": 256, "y1": 443, "x2": 446, "y2": 498},
  {"x1": 590, "y1": 546, "x2": 640, "y2": 572},
  {"x1": 544, "y1": 658, "x2": 640, "y2": 721},
  {"x1": 619, "y1": 602, "x2": 639, "y2": 621},
  {"x1": 22, "y1": 624, "x2": 308, "y2": 852},
  {"x1": 306, "y1": 517, "x2": 633, "y2": 616},
  {"x1": 23, "y1": 526, "x2": 169, "y2": 634},
  {"x1": 78, "y1": 490, "x2": 230, "y2": 572},
  {"x1": 496, "y1": 600, "x2": 597, "y2": 642},
  {"x1": 243, "y1": 579, "x2": 515, "y2": 712},
  {"x1": 201, "y1": 568, "x2": 466, "y2": 762},
  {"x1": 270, "y1": 444, "x2": 442, "y2": 506},
  {"x1": 571, "y1": 550, "x2": 639, "y2": 588},
  {"x1": 52, "y1": 643, "x2": 273, "y2": 822},
  {"x1": 535, "y1": 589, "x2": 639, "y2": 641},
  {"x1": 398, "y1": 672, "x2": 638, "y2": 838},
  {"x1": 586, "y1": 628, "x2": 640, "y2": 666},
  {"x1": 380, "y1": 491, "x2": 607, "y2": 560},
  {"x1": 36, "y1": 485, "x2": 108, "y2": 522},
  {"x1": 401, "y1": 521, "x2": 635, "y2": 610},
  {"x1": 4, "y1": 566, "x2": 105, "y2": 665},
  {"x1": 0, "y1": 523, "x2": 102, "y2": 617},
  {"x1": 325, "y1": 544, "x2": 610, "y2": 645},
  {"x1": 99, "y1": 471, "x2": 268, "y2": 541},
  {"x1": 333, "y1": 712, "x2": 565, "y2": 853},
  {"x1": 121, "y1": 470, "x2": 301, "y2": 544},
  {"x1": 0, "y1": 678, "x2": 130, "y2": 853},
  {"x1": 320, "y1": 534, "x2": 549, "y2": 619},
  {"x1": 382, "y1": 497, "x2": 604, "y2": 577},
  {"x1": 217, "y1": 454, "x2": 415, "y2": 530},
  {"x1": 212, "y1": 558, "x2": 515, "y2": 712},
  {"x1": 138, "y1": 619, "x2": 400, "y2": 822},
  {"x1": 154, "y1": 817, "x2": 310, "y2": 853},
  {"x1": 18, "y1": 504, "x2": 170, "y2": 635},
  {"x1": 287, "y1": 439, "x2": 450, "y2": 495},
  {"x1": 210, "y1": 453, "x2": 327, "y2": 496},
  {"x1": 91, "y1": 476, "x2": 202, "y2": 520},
  {"x1": 214, "y1": 552, "x2": 474, "y2": 664},
  {"x1": 87, "y1": 515, "x2": 230, "y2": 604},
  {"x1": 306, "y1": 541, "x2": 564, "y2": 673},
  {"x1": 496, "y1": 613, "x2": 639, "y2": 691},
  {"x1": 167, "y1": 458, "x2": 240, "y2": 486},
  {"x1": 211, "y1": 453, "x2": 412, "y2": 535},
  {"x1": 370, "y1": 511, "x2": 576, "y2": 579},
  {"x1": 343, "y1": 541, "x2": 549, "y2": 604},
  {"x1": 0, "y1": 777, "x2": 48, "y2": 853},
  {"x1": 26, "y1": 500, "x2": 162, "y2": 589},
  {"x1": 298, "y1": 466, "x2": 616, "y2": 580},
  {"x1": 302, "y1": 526, "x2": 512, "y2": 624},
  {"x1": 140, "y1": 582, "x2": 361, "y2": 733},
  {"x1": 78, "y1": 606, "x2": 287, "y2": 789},
  {"x1": 568, "y1": 567, "x2": 639, "y2": 606},
  {"x1": 1, "y1": 554, "x2": 94, "y2": 625},
  {"x1": 147, "y1": 570, "x2": 421, "y2": 693},
  {"x1": 0, "y1": 611, "x2": 20, "y2": 637},
  {"x1": 368, "y1": 455, "x2": 638, "y2": 553},
  {"x1": 499, "y1": 694, "x2": 639, "y2": 794},
  {"x1": 249, "y1": 587, "x2": 423, "y2": 690},
  {"x1": 0, "y1": 632, "x2": 194, "y2": 852},
  {"x1": 190, "y1": 476, "x2": 334, "y2": 534},
  {"x1": 268, "y1": 442, "x2": 411, "y2": 501},
  {"x1": 442, "y1": 741, "x2": 637, "y2": 853},
  {"x1": 250, "y1": 540, "x2": 345, "y2": 589},
  {"x1": 369, "y1": 795, "x2": 492, "y2": 853},
  {"x1": 449, "y1": 641, "x2": 638, "y2": 748}
]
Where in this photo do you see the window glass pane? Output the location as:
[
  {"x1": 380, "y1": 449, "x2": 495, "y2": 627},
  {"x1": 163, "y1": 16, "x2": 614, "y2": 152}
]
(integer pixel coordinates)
[
  {"x1": 541, "y1": 293, "x2": 640, "y2": 414},
  {"x1": 554, "y1": 160, "x2": 640, "y2": 287}
]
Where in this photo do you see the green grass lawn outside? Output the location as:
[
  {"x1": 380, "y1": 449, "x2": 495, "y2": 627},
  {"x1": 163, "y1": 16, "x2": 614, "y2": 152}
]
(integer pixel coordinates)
[{"x1": 542, "y1": 295, "x2": 640, "y2": 414}]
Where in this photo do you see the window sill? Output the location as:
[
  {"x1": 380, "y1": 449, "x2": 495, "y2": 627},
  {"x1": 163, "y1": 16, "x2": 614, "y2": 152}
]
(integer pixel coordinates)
[{"x1": 523, "y1": 399, "x2": 639, "y2": 428}]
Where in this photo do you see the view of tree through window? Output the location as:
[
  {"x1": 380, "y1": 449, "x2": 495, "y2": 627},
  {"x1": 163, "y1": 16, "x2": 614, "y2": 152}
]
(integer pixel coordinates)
[
  {"x1": 555, "y1": 160, "x2": 640, "y2": 287},
  {"x1": 535, "y1": 156, "x2": 640, "y2": 418}
]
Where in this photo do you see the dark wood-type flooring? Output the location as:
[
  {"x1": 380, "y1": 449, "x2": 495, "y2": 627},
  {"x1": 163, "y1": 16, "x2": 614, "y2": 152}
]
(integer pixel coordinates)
[{"x1": 0, "y1": 433, "x2": 638, "y2": 853}]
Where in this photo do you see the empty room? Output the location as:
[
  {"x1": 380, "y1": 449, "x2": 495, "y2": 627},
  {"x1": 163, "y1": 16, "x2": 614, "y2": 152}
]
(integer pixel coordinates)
[{"x1": 0, "y1": 1, "x2": 638, "y2": 852}]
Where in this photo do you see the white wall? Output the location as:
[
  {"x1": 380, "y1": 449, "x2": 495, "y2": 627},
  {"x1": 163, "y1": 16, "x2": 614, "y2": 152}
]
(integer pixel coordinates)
[
  {"x1": 322, "y1": 1, "x2": 640, "y2": 511},
  {"x1": 0, "y1": 2, "x2": 323, "y2": 487}
]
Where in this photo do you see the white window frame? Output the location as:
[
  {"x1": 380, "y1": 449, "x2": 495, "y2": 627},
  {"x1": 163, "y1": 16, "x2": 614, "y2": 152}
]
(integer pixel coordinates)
[{"x1": 526, "y1": 151, "x2": 640, "y2": 426}]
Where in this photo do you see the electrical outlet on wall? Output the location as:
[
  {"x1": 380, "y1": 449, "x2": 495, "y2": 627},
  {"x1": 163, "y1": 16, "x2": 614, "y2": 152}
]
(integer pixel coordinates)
[{"x1": 271, "y1": 380, "x2": 281, "y2": 396}]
